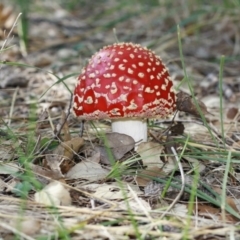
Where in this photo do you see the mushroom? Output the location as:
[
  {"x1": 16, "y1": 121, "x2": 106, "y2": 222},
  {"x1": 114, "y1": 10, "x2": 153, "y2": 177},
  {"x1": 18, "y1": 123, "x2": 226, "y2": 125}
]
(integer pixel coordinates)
[{"x1": 73, "y1": 42, "x2": 176, "y2": 146}]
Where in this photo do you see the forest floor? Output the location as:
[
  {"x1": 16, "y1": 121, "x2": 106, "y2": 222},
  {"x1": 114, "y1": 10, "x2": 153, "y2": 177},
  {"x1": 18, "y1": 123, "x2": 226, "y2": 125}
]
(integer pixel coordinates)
[{"x1": 0, "y1": 1, "x2": 240, "y2": 239}]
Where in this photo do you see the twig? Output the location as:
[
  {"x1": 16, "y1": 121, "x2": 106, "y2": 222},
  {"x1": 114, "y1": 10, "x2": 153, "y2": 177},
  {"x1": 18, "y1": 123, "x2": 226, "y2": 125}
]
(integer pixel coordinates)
[{"x1": 160, "y1": 146, "x2": 185, "y2": 219}]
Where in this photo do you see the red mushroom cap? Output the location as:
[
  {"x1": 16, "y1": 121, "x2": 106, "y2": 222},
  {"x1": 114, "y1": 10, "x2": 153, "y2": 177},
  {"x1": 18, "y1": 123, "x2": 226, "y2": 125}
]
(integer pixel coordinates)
[{"x1": 73, "y1": 42, "x2": 176, "y2": 119}]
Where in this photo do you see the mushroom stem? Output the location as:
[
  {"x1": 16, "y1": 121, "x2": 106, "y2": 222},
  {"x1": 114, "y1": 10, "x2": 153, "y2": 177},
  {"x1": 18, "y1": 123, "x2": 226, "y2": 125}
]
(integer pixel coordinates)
[{"x1": 111, "y1": 119, "x2": 147, "y2": 146}]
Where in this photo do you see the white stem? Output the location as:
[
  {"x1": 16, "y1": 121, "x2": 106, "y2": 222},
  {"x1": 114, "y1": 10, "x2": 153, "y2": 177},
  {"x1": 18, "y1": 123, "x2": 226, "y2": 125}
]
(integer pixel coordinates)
[{"x1": 111, "y1": 119, "x2": 147, "y2": 145}]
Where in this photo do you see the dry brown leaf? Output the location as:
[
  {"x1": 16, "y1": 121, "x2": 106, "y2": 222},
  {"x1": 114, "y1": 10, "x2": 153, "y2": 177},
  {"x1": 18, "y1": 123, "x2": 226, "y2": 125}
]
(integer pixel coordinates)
[
  {"x1": 98, "y1": 132, "x2": 135, "y2": 164},
  {"x1": 30, "y1": 163, "x2": 63, "y2": 182},
  {"x1": 32, "y1": 54, "x2": 53, "y2": 67},
  {"x1": 137, "y1": 142, "x2": 176, "y2": 179},
  {"x1": 0, "y1": 74, "x2": 28, "y2": 88},
  {"x1": 136, "y1": 142, "x2": 164, "y2": 169},
  {"x1": 44, "y1": 154, "x2": 65, "y2": 176},
  {"x1": 169, "y1": 122, "x2": 185, "y2": 136},
  {"x1": 66, "y1": 159, "x2": 109, "y2": 181},
  {"x1": 0, "y1": 3, "x2": 15, "y2": 30},
  {"x1": 135, "y1": 167, "x2": 167, "y2": 187},
  {"x1": 46, "y1": 137, "x2": 84, "y2": 174},
  {"x1": 58, "y1": 137, "x2": 84, "y2": 159},
  {"x1": 226, "y1": 107, "x2": 238, "y2": 120},
  {"x1": 225, "y1": 197, "x2": 240, "y2": 217},
  {"x1": 176, "y1": 91, "x2": 210, "y2": 117},
  {"x1": 197, "y1": 202, "x2": 239, "y2": 223}
]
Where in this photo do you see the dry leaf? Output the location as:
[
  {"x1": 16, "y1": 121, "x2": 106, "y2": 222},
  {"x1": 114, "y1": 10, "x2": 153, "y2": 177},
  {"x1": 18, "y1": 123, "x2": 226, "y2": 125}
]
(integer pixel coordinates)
[
  {"x1": 30, "y1": 163, "x2": 63, "y2": 183},
  {"x1": 2, "y1": 178, "x2": 18, "y2": 193},
  {"x1": 82, "y1": 182, "x2": 142, "y2": 200},
  {"x1": 136, "y1": 142, "x2": 176, "y2": 182},
  {"x1": 46, "y1": 137, "x2": 84, "y2": 174},
  {"x1": 66, "y1": 159, "x2": 109, "y2": 181},
  {"x1": 171, "y1": 203, "x2": 188, "y2": 217},
  {"x1": 169, "y1": 122, "x2": 185, "y2": 136},
  {"x1": 0, "y1": 3, "x2": 15, "y2": 32},
  {"x1": 0, "y1": 162, "x2": 19, "y2": 175},
  {"x1": 118, "y1": 197, "x2": 151, "y2": 212},
  {"x1": 0, "y1": 75, "x2": 28, "y2": 88},
  {"x1": 136, "y1": 167, "x2": 166, "y2": 187},
  {"x1": 183, "y1": 156, "x2": 206, "y2": 173},
  {"x1": 136, "y1": 142, "x2": 164, "y2": 169},
  {"x1": 56, "y1": 137, "x2": 84, "y2": 159},
  {"x1": 225, "y1": 197, "x2": 240, "y2": 219},
  {"x1": 176, "y1": 91, "x2": 210, "y2": 117},
  {"x1": 34, "y1": 181, "x2": 71, "y2": 206},
  {"x1": 98, "y1": 132, "x2": 135, "y2": 164},
  {"x1": 10, "y1": 218, "x2": 41, "y2": 236},
  {"x1": 44, "y1": 154, "x2": 66, "y2": 176},
  {"x1": 32, "y1": 54, "x2": 53, "y2": 67},
  {"x1": 227, "y1": 107, "x2": 238, "y2": 120},
  {"x1": 197, "y1": 202, "x2": 238, "y2": 223}
]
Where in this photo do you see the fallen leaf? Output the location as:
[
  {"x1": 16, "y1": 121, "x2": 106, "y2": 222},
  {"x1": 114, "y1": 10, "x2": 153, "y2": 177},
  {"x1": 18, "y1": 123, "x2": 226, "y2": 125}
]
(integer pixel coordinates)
[
  {"x1": 176, "y1": 91, "x2": 210, "y2": 117},
  {"x1": 171, "y1": 203, "x2": 188, "y2": 217},
  {"x1": 196, "y1": 196, "x2": 240, "y2": 223},
  {"x1": 98, "y1": 132, "x2": 135, "y2": 164},
  {"x1": 0, "y1": 75, "x2": 28, "y2": 88},
  {"x1": 0, "y1": 3, "x2": 15, "y2": 32},
  {"x1": 57, "y1": 137, "x2": 84, "y2": 159},
  {"x1": 66, "y1": 159, "x2": 109, "y2": 181},
  {"x1": 169, "y1": 122, "x2": 185, "y2": 136},
  {"x1": 10, "y1": 218, "x2": 41, "y2": 236},
  {"x1": 30, "y1": 163, "x2": 63, "y2": 183},
  {"x1": 227, "y1": 107, "x2": 238, "y2": 120},
  {"x1": 82, "y1": 182, "x2": 142, "y2": 200},
  {"x1": 45, "y1": 137, "x2": 84, "y2": 174},
  {"x1": 136, "y1": 167, "x2": 166, "y2": 187},
  {"x1": 136, "y1": 142, "x2": 164, "y2": 168},
  {"x1": 0, "y1": 162, "x2": 19, "y2": 174},
  {"x1": 118, "y1": 197, "x2": 151, "y2": 212},
  {"x1": 183, "y1": 156, "x2": 206, "y2": 173},
  {"x1": 32, "y1": 53, "x2": 53, "y2": 67},
  {"x1": 34, "y1": 181, "x2": 71, "y2": 206}
]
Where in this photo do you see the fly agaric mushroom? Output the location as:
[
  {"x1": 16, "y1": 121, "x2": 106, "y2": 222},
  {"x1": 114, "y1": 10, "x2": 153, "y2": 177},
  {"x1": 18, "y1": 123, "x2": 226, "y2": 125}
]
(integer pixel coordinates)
[{"x1": 73, "y1": 42, "x2": 176, "y2": 145}]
